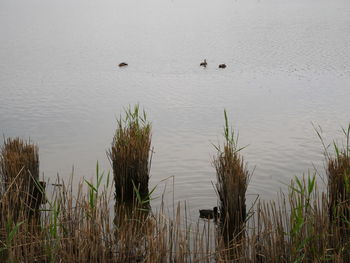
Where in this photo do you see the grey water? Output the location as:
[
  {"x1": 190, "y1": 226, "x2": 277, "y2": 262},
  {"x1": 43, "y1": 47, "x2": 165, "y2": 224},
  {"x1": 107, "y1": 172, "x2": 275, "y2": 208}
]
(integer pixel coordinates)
[{"x1": 1, "y1": 0, "x2": 350, "y2": 216}]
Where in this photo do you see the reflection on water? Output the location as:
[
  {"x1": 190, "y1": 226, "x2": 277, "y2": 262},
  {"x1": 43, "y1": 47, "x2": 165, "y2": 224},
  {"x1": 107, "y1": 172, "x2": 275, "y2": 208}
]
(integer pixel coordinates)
[{"x1": 1, "y1": 0, "x2": 350, "y2": 215}]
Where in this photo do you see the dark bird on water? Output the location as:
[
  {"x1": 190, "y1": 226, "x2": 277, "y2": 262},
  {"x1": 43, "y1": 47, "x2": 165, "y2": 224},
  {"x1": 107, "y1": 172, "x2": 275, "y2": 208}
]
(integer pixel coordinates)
[
  {"x1": 218, "y1": 64, "x2": 226, "y2": 69},
  {"x1": 119, "y1": 62, "x2": 128, "y2": 67},
  {"x1": 199, "y1": 206, "x2": 219, "y2": 220},
  {"x1": 200, "y1": 59, "x2": 207, "y2": 68}
]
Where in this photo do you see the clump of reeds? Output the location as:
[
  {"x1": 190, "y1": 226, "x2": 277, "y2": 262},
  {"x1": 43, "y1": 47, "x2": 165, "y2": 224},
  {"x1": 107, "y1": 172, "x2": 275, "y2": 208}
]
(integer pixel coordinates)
[
  {"x1": 0, "y1": 137, "x2": 39, "y2": 189},
  {"x1": 0, "y1": 138, "x2": 45, "y2": 261},
  {"x1": 213, "y1": 110, "x2": 250, "y2": 247},
  {"x1": 108, "y1": 105, "x2": 152, "y2": 205},
  {"x1": 326, "y1": 124, "x2": 350, "y2": 259},
  {"x1": 0, "y1": 138, "x2": 43, "y2": 221}
]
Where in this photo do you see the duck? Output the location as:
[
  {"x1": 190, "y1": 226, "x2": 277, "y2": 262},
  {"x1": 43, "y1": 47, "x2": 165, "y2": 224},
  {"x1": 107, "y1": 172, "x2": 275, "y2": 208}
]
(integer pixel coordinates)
[
  {"x1": 200, "y1": 59, "x2": 207, "y2": 68},
  {"x1": 218, "y1": 64, "x2": 226, "y2": 69},
  {"x1": 119, "y1": 62, "x2": 128, "y2": 67},
  {"x1": 199, "y1": 206, "x2": 219, "y2": 220},
  {"x1": 33, "y1": 181, "x2": 47, "y2": 206}
]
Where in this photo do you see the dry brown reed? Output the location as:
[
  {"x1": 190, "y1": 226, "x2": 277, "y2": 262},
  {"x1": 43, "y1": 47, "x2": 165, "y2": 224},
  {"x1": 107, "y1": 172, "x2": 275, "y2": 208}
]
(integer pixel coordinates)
[{"x1": 108, "y1": 105, "x2": 152, "y2": 205}]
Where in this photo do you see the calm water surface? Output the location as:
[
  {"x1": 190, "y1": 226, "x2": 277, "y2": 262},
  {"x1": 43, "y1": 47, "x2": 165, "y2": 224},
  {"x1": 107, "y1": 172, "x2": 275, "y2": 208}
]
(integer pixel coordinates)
[{"x1": 1, "y1": 0, "x2": 350, "y2": 215}]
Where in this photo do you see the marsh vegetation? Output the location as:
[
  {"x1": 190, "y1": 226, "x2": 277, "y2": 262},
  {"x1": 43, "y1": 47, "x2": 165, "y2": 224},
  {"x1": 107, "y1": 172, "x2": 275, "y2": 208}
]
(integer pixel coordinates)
[{"x1": 0, "y1": 107, "x2": 349, "y2": 262}]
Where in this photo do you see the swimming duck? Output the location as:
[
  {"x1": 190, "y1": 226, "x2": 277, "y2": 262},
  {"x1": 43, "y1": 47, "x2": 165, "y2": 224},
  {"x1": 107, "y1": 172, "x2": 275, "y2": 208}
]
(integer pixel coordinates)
[
  {"x1": 200, "y1": 59, "x2": 207, "y2": 68},
  {"x1": 199, "y1": 206, "x2": 219, "y2": 220},
  {"x1": 119, "y1": 62, "x2": 128, "y2": 67},
  {"x1": 218, "y1": 64, "x2": 226, "y2": 69}
]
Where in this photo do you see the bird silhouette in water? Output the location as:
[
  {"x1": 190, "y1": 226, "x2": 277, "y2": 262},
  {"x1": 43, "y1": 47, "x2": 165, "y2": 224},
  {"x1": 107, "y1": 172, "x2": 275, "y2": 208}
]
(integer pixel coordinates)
[
  {"x1": 119, "y1": 62, "x2": 128, "y2": 67},
  {"x1": 199, "y1": 207, "x2": 219, "y2": 220},
  {"x1": 218, "y1": 64, "x2": 226, "y2": 69},
  {"x1": 200, "y1": 59, "x2": 207, "y2": 68}
]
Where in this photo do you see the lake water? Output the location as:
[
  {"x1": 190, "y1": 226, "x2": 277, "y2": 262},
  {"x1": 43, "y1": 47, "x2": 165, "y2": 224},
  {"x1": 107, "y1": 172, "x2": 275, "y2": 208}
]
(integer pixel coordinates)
[{"x1": 1, "y1": 0, "x2": 350, "y2": 216}]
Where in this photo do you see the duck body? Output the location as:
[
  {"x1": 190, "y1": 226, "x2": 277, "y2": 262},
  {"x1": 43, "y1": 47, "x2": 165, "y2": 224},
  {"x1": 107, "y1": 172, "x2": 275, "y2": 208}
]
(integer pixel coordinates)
[
  {"x1": 199, "y1": 207, "x2": 219, "y2": 220},
  {"x1": 200, "y1": 59, "x2": 207, "y2": 68},
  {"x1": 119, "y1": 62, "x2": 128, "y2": 67},
  {"x1": 218, "y1": 64, "x2": 226, "y2": 69}
]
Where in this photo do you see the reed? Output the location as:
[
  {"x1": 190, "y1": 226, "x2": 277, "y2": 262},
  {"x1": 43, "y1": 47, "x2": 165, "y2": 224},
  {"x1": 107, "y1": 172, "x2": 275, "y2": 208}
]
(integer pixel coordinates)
[
  {"x1": 108, "y1": 105, "x2": 152, "y2": 205},
  {"x1": 213, "y1": 110, "x2": 250, "y2": 251}
]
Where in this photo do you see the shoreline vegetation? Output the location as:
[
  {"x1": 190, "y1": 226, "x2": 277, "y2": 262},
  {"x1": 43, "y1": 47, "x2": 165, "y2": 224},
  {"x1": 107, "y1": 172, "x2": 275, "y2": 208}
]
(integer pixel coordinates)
[{"x1": 0, "y1": 105, "x2": 349, "y2": 262}]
